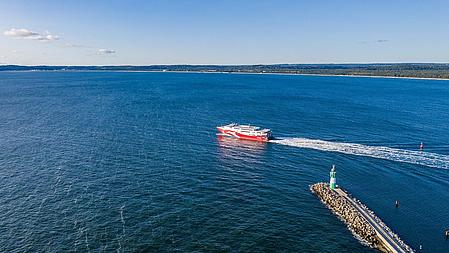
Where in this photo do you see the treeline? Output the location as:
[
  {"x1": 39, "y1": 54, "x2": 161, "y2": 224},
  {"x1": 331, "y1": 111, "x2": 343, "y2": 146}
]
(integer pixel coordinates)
[{"x1": 1, "y1": 63, "x2": 449, "y2": 79}]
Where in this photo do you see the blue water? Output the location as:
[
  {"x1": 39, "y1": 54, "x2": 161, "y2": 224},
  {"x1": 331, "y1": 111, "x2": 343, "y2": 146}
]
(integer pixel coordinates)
[{"x1": 0, "y1": 72, "x2": 448, "y2": 252}]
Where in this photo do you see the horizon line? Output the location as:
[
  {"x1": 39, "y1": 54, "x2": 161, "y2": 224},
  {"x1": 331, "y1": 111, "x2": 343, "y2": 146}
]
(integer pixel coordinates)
[{"x1": 2, "y1": 62, "x2": 449, "y2": 67}]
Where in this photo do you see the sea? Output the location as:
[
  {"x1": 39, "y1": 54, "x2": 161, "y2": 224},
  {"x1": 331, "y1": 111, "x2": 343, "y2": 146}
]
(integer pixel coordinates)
[{"x1": 0, "y1": 71, "x2": 448, "y2": 252}]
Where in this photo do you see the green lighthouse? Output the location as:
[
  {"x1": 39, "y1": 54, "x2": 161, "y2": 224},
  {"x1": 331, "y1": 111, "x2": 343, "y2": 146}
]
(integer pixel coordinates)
[{"x1": 330, "y1": 165, "x2": 337, "y2": 190}]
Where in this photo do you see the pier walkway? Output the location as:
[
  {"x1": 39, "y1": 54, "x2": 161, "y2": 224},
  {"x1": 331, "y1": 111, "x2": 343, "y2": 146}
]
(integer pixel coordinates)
[{"x1": 335, "y1": 188, "x2": 410, "y2": 253}]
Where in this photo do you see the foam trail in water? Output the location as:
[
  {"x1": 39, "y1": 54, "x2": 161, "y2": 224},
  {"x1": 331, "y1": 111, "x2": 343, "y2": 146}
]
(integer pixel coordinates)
[{"x1": 270, "y1": 138, "x2": 449, "y2": 169}]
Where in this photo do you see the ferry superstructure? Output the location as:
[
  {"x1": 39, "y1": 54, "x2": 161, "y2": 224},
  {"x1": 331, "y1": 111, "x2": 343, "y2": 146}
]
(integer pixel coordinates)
[{"x1": 217, "y1": 123, "x2": 272, "y2": 142}]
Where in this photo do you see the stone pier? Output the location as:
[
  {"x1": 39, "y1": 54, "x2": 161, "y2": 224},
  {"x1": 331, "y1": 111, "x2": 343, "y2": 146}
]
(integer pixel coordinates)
[{"x1": 310, "y1": 183, "x2": 414, "y2": 253}]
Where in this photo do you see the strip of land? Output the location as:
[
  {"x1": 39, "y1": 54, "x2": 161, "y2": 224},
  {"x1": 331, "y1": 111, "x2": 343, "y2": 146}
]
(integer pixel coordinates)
[
  {"x1": 1, "y1": 63, "x2": 449, "y2": 80},
  {"x1": 311, "y1": 183, "x2": 414, "y2": 253}
]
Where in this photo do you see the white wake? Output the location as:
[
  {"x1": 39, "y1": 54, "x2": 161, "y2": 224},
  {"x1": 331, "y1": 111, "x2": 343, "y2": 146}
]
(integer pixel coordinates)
[{"x1": 270, "y1": 138, "x2": 449, "y2": 169}]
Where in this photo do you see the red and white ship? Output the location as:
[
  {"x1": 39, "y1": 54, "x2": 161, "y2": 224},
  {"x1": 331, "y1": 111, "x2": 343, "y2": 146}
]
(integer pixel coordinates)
[{"x1": 217, "y1": 123, "x2": 272, "y2": 142}]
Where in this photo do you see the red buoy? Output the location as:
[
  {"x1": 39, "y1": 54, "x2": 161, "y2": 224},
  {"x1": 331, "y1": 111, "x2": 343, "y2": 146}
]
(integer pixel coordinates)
[{"x1": 420, "y1": 142, "x2": 424, "y2": 150}]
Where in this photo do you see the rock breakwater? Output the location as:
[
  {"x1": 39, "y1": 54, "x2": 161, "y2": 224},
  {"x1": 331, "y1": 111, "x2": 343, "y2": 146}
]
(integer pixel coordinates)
[
  {"x1": 311, "y1": 183, "x2": 379, "y2": 248},
  {"x1": 310, "y1": 182, "x2": 414, "y2": 253}
]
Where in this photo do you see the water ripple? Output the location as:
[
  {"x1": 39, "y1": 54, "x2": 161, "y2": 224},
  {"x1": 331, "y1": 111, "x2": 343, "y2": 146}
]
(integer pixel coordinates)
[{"x1": 271, "y1": 137, "x2": 449, "y2": 169}]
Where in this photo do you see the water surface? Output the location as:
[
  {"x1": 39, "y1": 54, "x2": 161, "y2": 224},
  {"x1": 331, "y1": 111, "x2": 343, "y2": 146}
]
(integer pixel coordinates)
[{"x1": 0, "y1": 72, "x2": 448, "y2": 252}]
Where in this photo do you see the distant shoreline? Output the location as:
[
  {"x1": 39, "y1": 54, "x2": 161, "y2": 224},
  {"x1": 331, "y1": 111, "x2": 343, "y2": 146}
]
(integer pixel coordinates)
[
  {"x1": 193, "y1": 71, "x2": 449, "y2": 81},
  {"x1": 264, "y1": 72, "x2": 449, "y2": 81},
  {"x1": 2, "y1": 69, "x2": 448, "y2": 81},
  {"x1": 2, "y1": 63, "x2": 449, "y2": 80}
]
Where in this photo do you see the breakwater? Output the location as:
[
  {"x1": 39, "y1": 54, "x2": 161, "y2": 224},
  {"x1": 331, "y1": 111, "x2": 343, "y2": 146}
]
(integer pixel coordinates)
[{"x1": 311, "y1": 183, "x2": 414, "y2": 253}]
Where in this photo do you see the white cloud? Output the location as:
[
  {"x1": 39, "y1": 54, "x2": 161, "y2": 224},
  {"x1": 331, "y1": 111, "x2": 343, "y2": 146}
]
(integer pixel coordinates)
[
  {"x1": 360, "y1": 39, "x2": 389, "y2": 44},
  {"x1": 4, "y1": 28, "x2": 39, "y2": 37},
  {"x1": 65, "y1": 42, "x2": 88, "y2": 48},
  {"x1": 40, "y1": 34, "x2": 59, "y2": 41},
  {"x1": 97, "y1": 49, "x2": 116, "y2": 55},
  {"x1": 4, "y1": 28, "x2": 116, "y2": 59},
  {"x1": 3, "y1": 28, "x2": 60, "y2": 41}
]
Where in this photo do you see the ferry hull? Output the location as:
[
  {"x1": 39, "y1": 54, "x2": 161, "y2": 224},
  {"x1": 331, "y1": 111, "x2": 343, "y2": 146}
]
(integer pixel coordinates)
[{"x1": 217, "y1": 127, "x2": 269, "y2": 142}]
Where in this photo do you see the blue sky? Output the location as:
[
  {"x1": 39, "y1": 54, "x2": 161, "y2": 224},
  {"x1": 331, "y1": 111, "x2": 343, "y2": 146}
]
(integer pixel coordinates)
[{"x1": 1, "y1": 0, "x2": 448, "y2": 65}]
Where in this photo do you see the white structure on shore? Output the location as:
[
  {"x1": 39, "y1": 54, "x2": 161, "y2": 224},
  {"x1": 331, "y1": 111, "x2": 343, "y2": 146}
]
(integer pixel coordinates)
[{"x1": 330, "y1": 165, "x2": 337, "y2": 189}]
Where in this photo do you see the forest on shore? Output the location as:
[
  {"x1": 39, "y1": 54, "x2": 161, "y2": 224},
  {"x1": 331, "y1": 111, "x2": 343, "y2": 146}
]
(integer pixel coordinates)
[{"x1": 1, "y1": 63, "x2": 449, "y2": 79}]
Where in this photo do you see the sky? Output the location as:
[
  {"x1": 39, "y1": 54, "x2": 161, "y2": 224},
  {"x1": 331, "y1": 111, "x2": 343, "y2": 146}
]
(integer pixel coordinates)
[{"x1": 0, "y1": 0, "x2": 448, "y2": 65}]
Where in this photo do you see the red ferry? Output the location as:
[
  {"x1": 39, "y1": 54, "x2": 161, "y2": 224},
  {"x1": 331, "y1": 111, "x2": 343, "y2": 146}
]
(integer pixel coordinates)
[{"x1": 217, "y1": 123, "x2": 272, "y2": 142}]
